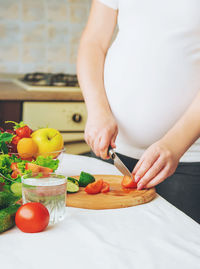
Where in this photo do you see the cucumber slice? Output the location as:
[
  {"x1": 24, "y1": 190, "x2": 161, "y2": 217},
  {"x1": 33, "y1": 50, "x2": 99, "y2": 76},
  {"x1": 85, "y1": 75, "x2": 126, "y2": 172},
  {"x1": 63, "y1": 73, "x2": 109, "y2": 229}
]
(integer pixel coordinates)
[
  {"x1": 67, "y1": 178, "x2": 79, "y2": 193},
  {"x1": 67, "y1": 177, "x2": 79, "y2": 186},
  {"x1": 10, "y1": 183, "x2": 22, "y2": 197}
]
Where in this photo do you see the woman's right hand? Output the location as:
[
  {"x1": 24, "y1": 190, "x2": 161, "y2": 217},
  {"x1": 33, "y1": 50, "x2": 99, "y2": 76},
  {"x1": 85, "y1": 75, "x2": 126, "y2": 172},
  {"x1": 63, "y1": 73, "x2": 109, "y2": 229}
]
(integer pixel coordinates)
[{"x1": 84, "y1": 111, "x2": 118, "y2": 159}]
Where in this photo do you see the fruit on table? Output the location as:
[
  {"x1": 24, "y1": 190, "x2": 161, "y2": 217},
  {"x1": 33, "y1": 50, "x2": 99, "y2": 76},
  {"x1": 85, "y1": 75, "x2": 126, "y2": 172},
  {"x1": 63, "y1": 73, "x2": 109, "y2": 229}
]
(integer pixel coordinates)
[
  {"x1": 5, "y1": 121, "x2": 32, "y2": 138},
  {"x1": 67, "y1": 177, "x2": 79, "y2": 193},
  {"x1": 17, "y1": 138, "x2": 38, "y2": 159},
  {"x1": 16, "y1": 125, "x2": 32, "y2": 138},
  {"x1": 85, "y1": 179, "x2": 103, "y2": 194},
  {"x1": 79, "y1": 171, "x2": 95, "y2": 187},
  {"x1": 15, "y1": 202, "x2": 50, "y2": 233},
  {"x1": 31, "y1": 128, "x2": 63, "y2": 158},
  {"x1": 10, "y1": 135, "x2": 21, "y2": 152},
  {"x1": 0, "y1": 204, "x2": 21, "y2": 233},
  {"x1": 25, "y1": 163, "x2": 53, "y2": 174},
  {"x1": 121, "y1": 175, "x2": 137, "y2": 188}
]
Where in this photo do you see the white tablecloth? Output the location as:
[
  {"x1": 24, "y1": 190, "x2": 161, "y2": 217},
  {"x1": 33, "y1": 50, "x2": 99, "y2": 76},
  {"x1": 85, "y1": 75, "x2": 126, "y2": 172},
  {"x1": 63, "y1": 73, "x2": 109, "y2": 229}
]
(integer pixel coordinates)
[{"x1": 0, "y1": 154, "x2": 200, "y2": 269}]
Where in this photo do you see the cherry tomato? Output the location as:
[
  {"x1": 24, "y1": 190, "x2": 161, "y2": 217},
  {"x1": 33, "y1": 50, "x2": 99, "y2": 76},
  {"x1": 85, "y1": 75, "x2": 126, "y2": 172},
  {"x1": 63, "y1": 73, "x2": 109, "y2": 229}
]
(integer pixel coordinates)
[
  {"x1": 15, "y1": 203, "x2": 50, "y2": 233},
  {"x1": 84, "y1": 179, "x2": 103, "y2": 194},
  {"x1": 121, "y1": 175, "x2": 137, "y2": 188},
  {"x1": 16, "y1": 125, "x2": 32, "y2": 138}
]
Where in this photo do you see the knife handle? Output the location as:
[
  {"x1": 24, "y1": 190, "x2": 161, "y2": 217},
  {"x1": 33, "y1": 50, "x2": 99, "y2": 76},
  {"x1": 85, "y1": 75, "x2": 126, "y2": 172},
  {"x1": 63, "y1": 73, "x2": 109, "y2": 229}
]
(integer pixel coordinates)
[{"x1": 108, "y1": 145, "x2": 116, "y2": 160}]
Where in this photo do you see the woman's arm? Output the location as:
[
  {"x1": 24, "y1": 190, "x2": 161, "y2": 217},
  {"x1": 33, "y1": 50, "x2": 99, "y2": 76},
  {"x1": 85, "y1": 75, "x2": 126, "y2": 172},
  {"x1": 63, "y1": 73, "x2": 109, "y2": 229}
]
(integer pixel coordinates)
[
  {"x1": 77, "y1": 0, "x2": 118, "y2": 159},
  {"x1": 133, "y1": 90, "x2": 200, "y2": 189}
]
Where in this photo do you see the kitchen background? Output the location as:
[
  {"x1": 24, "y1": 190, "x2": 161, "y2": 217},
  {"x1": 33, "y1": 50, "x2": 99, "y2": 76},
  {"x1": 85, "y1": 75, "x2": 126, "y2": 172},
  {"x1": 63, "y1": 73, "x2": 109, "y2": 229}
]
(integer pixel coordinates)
[
  {"x1": 0, "y1": 0, "x2": 91, "y2": 74},
  {"x1": 0, "y1": 0, "x2": 94, "y2": 156}
]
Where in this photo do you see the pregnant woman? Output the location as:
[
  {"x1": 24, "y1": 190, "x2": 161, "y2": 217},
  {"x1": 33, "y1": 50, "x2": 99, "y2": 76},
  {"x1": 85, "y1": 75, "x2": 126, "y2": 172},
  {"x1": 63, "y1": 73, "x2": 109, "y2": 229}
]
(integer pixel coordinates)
[{"x1": 77, "y1": 0, "x2": 200, "y2": 222}]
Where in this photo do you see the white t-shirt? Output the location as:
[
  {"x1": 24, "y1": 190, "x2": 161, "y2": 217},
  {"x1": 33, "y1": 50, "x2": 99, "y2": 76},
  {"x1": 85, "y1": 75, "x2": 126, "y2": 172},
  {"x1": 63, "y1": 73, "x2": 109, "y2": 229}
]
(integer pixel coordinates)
[{"x1": 99, "y1": 0, "x2": 200, "y2": 162}]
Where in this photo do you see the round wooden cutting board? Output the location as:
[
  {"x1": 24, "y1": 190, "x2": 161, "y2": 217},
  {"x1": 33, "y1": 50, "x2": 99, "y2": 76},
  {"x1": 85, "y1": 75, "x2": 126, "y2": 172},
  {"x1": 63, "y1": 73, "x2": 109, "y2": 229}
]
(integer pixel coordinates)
[{"x1": 66, "y1": 175, "x2": 156, "y2": 210}]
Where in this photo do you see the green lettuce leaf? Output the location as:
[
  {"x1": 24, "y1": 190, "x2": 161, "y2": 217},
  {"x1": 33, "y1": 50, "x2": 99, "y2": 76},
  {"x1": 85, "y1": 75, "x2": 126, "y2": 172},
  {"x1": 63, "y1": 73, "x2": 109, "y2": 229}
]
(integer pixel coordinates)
[{"x1": 33, "y1": 156, "x2": 59, "y2": 171}]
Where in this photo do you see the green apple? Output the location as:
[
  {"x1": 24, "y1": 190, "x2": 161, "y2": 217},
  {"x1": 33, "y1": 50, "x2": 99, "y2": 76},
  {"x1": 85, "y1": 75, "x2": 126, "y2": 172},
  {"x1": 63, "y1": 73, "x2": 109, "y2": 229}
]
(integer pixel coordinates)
[{"x1": 31, "y1": 128, "x2": 64, "y2": 158}]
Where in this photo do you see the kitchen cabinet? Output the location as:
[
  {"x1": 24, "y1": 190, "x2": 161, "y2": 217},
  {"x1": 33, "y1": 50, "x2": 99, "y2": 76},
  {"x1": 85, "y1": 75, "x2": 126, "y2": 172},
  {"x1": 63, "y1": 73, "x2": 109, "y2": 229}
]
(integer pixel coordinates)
[{"x1": 0, "y1": 81, "x2": 90, "y2": 155}]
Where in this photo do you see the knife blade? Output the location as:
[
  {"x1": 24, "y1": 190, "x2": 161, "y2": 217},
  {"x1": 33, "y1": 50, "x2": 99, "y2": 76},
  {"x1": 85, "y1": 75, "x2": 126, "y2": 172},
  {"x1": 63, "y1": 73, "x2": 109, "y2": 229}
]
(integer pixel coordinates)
[{"x1": 108, "y1": 146, "x2": 133, "y2": 179}]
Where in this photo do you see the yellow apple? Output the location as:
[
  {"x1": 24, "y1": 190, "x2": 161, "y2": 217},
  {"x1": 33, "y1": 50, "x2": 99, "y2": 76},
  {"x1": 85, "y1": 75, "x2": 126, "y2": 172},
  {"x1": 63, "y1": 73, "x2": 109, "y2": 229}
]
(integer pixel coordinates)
[{"x1": 31, "y1": 128, "x2": 64, "y2": 158}]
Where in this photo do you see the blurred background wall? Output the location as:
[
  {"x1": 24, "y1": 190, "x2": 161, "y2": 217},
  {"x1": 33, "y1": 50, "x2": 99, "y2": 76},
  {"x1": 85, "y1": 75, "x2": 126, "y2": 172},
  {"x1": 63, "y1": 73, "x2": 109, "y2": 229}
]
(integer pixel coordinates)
[{"x1": 0, "y1": 0, "x2": 91, "y2": 74}]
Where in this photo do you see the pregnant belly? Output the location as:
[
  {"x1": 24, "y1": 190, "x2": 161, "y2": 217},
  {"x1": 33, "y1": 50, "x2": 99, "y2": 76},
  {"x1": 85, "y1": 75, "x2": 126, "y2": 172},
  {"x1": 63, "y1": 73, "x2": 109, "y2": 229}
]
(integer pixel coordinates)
[{"x1": 104, "y1": 40, "x2": 200, "y2": 148}]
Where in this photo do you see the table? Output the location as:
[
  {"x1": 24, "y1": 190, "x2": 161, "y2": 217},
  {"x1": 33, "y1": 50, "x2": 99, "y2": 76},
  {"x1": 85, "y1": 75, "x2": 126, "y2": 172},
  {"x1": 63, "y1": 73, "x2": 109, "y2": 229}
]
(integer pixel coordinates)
[{"x1": 0, "y1": 154, "x2": 200, "y2": 269}]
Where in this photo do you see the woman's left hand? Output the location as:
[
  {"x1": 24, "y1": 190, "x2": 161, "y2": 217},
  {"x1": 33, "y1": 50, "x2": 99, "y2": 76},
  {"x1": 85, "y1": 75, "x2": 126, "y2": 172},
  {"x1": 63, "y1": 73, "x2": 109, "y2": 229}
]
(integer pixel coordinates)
[{"x1": 133, "y1": 139, "x2": 180, "y2": 190}]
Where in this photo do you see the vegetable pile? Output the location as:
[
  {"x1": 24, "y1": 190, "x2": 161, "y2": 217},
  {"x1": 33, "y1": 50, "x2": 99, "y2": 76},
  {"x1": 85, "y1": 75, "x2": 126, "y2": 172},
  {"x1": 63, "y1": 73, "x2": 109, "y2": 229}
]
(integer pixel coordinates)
[
  {"x1": 0, "y1": 121, "x2": 60, "y2": 195},
  {"x1": 67, "y1": 171, "x2": 110, "y2": 194},
  {"x1": 67, "y1": 172, "x2": 138, "y2": 195}
]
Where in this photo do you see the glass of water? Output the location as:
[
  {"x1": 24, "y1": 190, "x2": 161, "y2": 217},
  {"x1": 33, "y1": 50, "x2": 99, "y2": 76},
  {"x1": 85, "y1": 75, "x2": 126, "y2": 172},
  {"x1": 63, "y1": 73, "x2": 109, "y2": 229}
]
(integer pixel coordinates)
[{"x1": 22, "y1": 173, "x2": 67, "y2": 225}]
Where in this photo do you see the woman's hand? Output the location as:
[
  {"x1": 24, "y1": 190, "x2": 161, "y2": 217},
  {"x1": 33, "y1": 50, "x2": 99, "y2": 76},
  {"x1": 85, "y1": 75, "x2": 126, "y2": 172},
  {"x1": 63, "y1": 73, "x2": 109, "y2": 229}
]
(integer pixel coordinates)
[
  {"x1": 133, "y1": 139, "x2": 180, "y2": 190},
  {"x1": 84, "y1": 111, "x2": 118, "y2": 159}
]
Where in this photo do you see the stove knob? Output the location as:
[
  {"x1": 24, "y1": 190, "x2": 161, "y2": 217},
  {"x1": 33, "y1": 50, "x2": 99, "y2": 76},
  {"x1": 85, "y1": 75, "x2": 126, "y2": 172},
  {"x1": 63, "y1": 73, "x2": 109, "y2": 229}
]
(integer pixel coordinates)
[{"x1": 72, "y1": 113, "x2": 82, "y2": 123}]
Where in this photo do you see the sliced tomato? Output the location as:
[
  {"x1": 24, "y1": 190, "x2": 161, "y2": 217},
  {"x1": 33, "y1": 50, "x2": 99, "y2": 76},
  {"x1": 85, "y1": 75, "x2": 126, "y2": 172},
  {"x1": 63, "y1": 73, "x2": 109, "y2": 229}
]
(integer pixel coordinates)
[
  {"x1": 85, "y1": 179, "x2": 103, "y2": 194},
  {"x1": 25, "y1": 163, "x2": 53, "y2": 175},
  {"x1": 101, "y1": 181, "x2": 110, "y2": 193},
  {"x1": 25, "y1": 163, "x2": 40, "y2": 173},
  {"x1": 121, "y1": 175, "x2": 137, "y2": 188},
  {"x1": 11, "y1": 168, "x2": 22, "y2": 179},
  {"x1": 10, "y1": 162, "x2": 18, "y2": 170},
  {"x1": 39, "y1": 166, "x2": 53, "y2": 174}
]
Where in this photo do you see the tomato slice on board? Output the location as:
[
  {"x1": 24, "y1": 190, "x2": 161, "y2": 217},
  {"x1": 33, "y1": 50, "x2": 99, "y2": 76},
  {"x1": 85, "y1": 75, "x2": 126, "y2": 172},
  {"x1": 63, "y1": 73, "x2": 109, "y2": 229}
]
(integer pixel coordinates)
[
  {"x1": 85, "y1": 179, "x2": 103, "y2": 194},
  {"x1": 121, "y1": 175, "x2": 137, "y2": 188},
  {"x1": 101, "y1": 181, "x2": 110, "y2": 193}
]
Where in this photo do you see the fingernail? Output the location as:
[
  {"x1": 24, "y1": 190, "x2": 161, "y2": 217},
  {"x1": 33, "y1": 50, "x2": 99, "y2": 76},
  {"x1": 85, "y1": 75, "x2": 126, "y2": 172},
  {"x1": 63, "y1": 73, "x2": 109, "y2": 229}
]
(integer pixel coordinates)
[
  {"x1": 137, "y1": 183, "x2": 143, "y2": 190},
  {"x1": 135, "y1": 175, "x2": 140, "y2": 182}
]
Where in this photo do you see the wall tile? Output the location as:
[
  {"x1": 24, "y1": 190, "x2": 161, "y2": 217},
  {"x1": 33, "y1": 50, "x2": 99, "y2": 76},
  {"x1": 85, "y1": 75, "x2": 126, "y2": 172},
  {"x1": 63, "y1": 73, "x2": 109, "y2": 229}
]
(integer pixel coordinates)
[
  {"x1": 47, "y1": 46, "x2": 68, "y2": 63},
  {"x1": 0, "y1": 0, "x2": 20, "y2": 21},
  {"x1": 22, "y1": 45, "x2": 46, "y2": 63},
  {"x1": 47, "y1": 0, "x2": 68, "y2": 22},
  {"x1": 19, "y1": 63, "x2": 47, "y2": 73},
  {"x1": 0, "y1": 46, "x2": 19, "y2": 62},
  {"x1": 47, "y1": 24, "x2": 68, "y2": 44},
  {"x1": 69, "y1": 3, "x2": 88, "y2": 24},
  {"x1": 22, "y1": 24, "x2": 46, "y2": 43},
  {"x1": 0, "y1": 23, "x2": 20, "y2": 44},
  {"x1": 46, "y1": 64, "x2": 69, "y2": 73},
  {"x1": 0, "y1": 64, "x2": 19, "y2": 73},
  {"x1": 0, "y1": 0, "x2": 91, "y2": 74},
  {"x1": 68, "y1": 26, "x2": 83, "y2": 64},
  {"x1": 22, "y1": 0, "x2": 45, "y2": 22}
]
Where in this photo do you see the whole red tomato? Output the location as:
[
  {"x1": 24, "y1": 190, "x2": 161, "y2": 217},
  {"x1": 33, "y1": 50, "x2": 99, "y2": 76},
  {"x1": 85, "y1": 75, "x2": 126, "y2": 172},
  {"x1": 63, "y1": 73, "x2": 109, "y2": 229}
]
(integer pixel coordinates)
[
  {"x1": 16, "y1": 125, "x2": 32, "y2": 138},
  {"x1": 15, "y1": 203, "x2": 50, "y2": 233}
]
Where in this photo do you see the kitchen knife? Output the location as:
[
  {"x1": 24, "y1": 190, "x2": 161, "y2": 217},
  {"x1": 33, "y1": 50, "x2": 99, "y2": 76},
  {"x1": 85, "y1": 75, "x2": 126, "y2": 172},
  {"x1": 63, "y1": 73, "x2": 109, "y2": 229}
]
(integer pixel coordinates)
[{"x1": 108, "y1": 146, "x2": 133, "y2": 179}]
